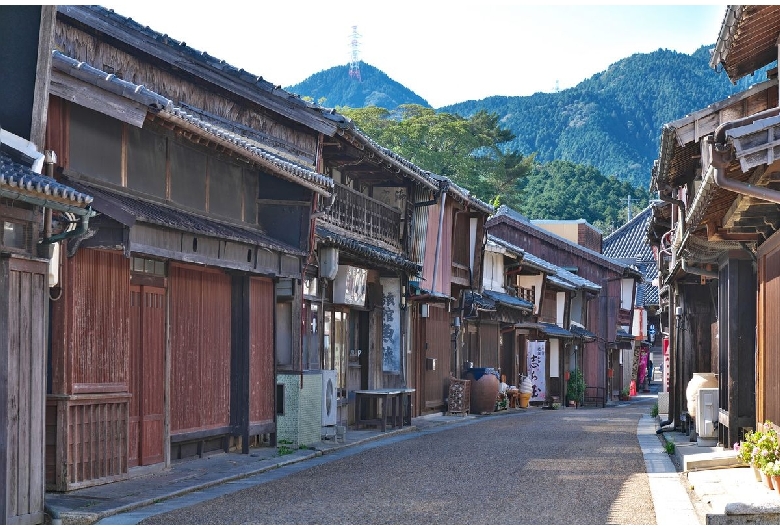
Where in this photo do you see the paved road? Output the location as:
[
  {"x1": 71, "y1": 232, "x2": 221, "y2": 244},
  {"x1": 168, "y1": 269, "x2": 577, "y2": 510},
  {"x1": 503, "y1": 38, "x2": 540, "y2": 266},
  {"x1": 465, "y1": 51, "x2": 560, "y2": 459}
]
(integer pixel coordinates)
[{"x1": 141, "y1": 402, "x2": 656, "y2": 525}]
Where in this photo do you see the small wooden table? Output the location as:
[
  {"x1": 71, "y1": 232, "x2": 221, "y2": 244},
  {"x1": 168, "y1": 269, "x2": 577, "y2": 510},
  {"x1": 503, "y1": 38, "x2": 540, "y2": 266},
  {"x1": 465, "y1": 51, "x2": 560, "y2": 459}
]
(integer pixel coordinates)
[{"x1": 354, "y1": 388, "x2": 415, "y2": 432}]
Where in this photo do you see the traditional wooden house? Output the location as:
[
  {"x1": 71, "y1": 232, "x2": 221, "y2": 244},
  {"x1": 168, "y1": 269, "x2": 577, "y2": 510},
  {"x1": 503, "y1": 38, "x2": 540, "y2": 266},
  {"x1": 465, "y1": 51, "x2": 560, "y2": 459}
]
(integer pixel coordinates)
[
  {"x1": 475, "y1": 234, "x2": 601, "y2": 405},
  {"x1": 603, "y1": 204, "x2": 661, "y2": 394},
  {"x1": 402, "y1": 176, "x2": 492, "y2": 416},
  {"x1": 44, "y1": 5, "x2": 337, "y2": 491},
  {"x1": 1, "y1": 128, "x2": 93, "y2": 522},
  {"x1": 0, "y1": 6, "x2": 94, "y2": 521},
  {"x1": 486, "y1": 206, "x2": 640, "y2": 405},
  {"x1": 308, "y1": 124, "x2": 440, "y2": 427},
  {"x1": 648, "y1": 4, "x2": 780, "y2": 446}
]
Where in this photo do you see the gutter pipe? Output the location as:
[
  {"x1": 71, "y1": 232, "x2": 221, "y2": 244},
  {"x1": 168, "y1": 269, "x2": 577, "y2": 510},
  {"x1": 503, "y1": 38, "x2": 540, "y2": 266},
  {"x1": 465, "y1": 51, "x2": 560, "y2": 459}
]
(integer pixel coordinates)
[{"x1": 711, "y1": 107, "x2": 780, "y2": 205}]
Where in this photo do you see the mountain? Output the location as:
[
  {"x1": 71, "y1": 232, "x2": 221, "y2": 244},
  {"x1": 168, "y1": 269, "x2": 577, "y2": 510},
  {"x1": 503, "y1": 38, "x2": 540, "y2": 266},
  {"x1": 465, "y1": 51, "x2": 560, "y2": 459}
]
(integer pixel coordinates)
[
  {"x1": 286, "y1": 61, "x2": 430, "y2": 110},
  {"x1": 287, "y1": 47, "x2": 772, "y2": 189}
]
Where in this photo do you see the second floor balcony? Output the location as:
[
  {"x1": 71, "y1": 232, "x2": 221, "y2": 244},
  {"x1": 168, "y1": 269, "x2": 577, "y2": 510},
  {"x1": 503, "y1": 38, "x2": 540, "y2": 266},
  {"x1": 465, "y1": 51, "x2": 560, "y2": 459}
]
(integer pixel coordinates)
[{"x1": 321, "y1": 182, "x2": 402, "y2": 250}]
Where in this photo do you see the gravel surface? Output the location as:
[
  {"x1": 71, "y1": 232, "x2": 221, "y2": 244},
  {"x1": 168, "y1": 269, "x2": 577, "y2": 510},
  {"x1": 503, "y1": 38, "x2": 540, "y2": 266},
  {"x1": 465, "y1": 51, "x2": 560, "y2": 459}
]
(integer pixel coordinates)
[{"x1": 142, "y1": 404, "x2": 656, "y2": 525}]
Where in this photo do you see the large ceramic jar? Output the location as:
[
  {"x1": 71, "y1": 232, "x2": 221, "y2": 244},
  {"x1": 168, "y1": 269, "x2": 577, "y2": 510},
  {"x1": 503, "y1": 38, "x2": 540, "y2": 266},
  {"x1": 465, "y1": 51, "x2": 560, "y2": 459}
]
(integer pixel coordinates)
[{"x1": 465, "y1": 368, "x2": 500, "y2": 414}]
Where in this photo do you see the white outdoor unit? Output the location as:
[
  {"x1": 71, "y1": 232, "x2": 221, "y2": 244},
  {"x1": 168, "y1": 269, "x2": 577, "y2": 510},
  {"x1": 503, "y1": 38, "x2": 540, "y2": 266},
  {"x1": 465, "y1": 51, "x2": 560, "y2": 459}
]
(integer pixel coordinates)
[
  {"x1": 696, "y1": 387, "x2": 719, "y2": 446},
  {"x1": 322, "y1": 370, "x2": 338, "y2": 427}
]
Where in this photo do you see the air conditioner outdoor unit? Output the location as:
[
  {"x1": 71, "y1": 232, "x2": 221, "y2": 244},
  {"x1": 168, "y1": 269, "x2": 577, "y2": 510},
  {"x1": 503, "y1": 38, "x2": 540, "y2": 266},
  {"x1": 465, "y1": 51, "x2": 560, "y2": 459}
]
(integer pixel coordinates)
[
  {"x1": 696, "y1": 387, "x2": 719, "y2": 446},
  {"x1": 321, "y1": 370, "x2": 337, "y2": 427}
]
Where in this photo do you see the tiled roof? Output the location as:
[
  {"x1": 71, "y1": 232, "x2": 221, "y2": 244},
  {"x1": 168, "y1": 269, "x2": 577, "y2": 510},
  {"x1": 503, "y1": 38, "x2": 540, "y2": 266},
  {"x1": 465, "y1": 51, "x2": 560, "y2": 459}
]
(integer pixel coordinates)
[
  {"x1": 488, "y1": 205, "x2": 641, "y2": 276},
  {"x1": 487, "y1": 233, "x2": 601, "y2": 292},
  {"x1": 482, "y1": 289, "x2": 534, "y2": 312},
  {"x1": 603, "y1": 204, "x2": 659, "y2": 307},
  {"x1": 58, "y1": 6, "x2": 436, "y2": 193},
  {"x1": 570, "y1": 324, "x2": 597, "y2": 342},
  {"x1": 515, "y1": 321, "x2": 574, "y2": 338},
  {"x1": 68, "y1": 181, "x2": 303, "y2": 255},
  {"x1": 51, "y1": 51, "x2": 333, "y2": 195},
  {"x1": 0, "y1": 153, "x2": 92, "y2": 213},
  {"x1": 430, "y1": 173, "x2": 494, "y2": 215},
  {"x1": 316, "y1": 226, "x2": 420, "y2": 275}
]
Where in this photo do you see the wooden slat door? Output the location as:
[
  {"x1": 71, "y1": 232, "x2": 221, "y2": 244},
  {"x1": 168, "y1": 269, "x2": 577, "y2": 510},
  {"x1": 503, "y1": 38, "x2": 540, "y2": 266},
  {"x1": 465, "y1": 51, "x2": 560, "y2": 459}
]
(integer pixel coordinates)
[{"x1": 129, "y1": 285, "x2": 165, "y2": 467}]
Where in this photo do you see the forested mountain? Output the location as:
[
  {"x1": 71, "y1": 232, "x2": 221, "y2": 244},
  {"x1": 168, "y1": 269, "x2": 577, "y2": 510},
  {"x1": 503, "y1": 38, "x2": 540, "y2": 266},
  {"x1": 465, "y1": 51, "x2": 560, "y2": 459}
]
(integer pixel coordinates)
[
  {"x1": 288, "y1": 46, "x2": 771, "y2": 189},
  {"x1": 443, "y1": 46, "x2": 769, "y2": 187},
  {"x1": 286, "y1": 61, "x2": 429, "y2": 110}
]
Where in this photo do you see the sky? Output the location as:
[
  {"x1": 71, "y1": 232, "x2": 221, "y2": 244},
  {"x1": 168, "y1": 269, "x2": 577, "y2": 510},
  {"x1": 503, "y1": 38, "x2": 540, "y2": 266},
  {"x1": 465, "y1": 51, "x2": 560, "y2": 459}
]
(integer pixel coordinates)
[{"x1": 96, "y1": 2, "x2": 729, "y2": 109}]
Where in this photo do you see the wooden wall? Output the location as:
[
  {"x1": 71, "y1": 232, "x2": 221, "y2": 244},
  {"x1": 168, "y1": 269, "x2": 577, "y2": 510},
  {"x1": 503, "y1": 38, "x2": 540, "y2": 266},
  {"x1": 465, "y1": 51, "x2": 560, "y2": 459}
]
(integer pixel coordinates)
[
  {"x1": 169, "y1": 264, "x2": 231, "y2": 434},
  {"x1": 758, "y1": 232, "x2": 780, "y2": 425},
  {"x1": 249, "y1": 277, "x2": 274, "y2": 431},
  {"x1": 1, "y1": 256, "x2": 47, "y2": 523},
  {"x1": 47, "y1": 249, "x2": 131, "y2": 491}
]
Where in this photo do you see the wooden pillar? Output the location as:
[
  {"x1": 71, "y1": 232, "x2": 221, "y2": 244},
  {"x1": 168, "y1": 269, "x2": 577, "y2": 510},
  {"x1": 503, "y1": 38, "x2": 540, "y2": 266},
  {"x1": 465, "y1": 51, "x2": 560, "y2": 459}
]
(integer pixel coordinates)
[
  {"x1": 230, "y1": 275, "x2": 250, "y2": 453},
  {"x1": 719, "y1": 256, "x2": 756, "y2": 448}
]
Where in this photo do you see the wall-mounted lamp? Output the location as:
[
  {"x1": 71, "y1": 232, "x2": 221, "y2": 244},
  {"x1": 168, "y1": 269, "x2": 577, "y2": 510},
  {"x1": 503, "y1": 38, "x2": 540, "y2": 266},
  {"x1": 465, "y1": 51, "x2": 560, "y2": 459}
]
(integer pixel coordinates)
[{"x1": 420, "y1": 303, "x2": 429, "y2": 318}]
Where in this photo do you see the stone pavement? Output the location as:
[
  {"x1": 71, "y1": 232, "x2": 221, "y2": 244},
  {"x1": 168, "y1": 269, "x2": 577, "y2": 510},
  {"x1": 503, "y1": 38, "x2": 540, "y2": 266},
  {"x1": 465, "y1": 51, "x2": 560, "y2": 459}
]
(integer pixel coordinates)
[{"x1": 44, "y1": 392, "x2": 780, "y2": 525}]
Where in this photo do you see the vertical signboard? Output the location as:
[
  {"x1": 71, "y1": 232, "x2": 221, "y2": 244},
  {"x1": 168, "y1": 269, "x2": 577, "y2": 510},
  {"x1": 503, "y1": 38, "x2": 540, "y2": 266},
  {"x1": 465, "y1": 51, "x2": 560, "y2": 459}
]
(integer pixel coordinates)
[
  {"x1": 527, "y1": 340, "x2": 546, "y2": 401},
  {"x1": 380, "y1": 277, "x2": 400, "y2": 372}
]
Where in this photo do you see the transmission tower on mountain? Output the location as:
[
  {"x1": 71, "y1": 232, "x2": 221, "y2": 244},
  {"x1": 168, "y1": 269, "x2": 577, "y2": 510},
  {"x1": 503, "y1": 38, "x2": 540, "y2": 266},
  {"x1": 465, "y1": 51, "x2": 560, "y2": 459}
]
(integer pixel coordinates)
[{"x1": 349, "y1": 25, "x2": 362, "y2": 81}]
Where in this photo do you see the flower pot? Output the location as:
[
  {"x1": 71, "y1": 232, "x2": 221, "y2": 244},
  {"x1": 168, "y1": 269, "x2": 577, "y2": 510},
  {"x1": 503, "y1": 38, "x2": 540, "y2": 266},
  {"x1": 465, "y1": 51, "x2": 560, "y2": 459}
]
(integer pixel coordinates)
[
  {"x1": 751, "y1": 464, "x2": 762, "y2": 482},
  {"x1": 772, "y1": 475, "x2": 780, "y2": 494},
  {"x1": 762, "y1": 470, "x2": 775, "y2": 490}
]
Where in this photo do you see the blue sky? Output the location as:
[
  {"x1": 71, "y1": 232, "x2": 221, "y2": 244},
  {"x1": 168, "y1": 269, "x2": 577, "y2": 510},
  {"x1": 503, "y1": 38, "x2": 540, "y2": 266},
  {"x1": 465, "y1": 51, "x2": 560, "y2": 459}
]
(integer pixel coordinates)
[{"x1": 98, "y1": 2, "x2": 727, "y2": 108}]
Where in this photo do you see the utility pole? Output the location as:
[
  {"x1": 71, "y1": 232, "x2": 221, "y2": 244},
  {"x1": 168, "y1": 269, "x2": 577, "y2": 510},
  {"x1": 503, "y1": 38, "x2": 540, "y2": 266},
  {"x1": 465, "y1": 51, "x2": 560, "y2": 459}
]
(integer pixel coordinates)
[{"x1": 626, "y1": 195, "x2": 632, "y2": 222}]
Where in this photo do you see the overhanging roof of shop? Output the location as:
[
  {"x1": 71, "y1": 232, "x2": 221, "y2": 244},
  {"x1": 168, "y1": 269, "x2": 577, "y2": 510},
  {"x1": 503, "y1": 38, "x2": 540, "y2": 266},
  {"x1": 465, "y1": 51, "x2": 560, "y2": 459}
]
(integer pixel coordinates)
[
  {"x1": 616, "y1": 329, "x2": 635, "y2": 340},
  {"x1": 482, "y1": 289, "x2": 534, "y2": 312},
  {"x1": 68, "y1": 179, "x2": 304, "y2": 255},
  {"x1": 408, "y1": 285, "x2": 455, "y2": 302},
  {"x1": 316, "y1": 226, "x2": 421, "y2": 275},
  {"x1": 1, "y1": 129, "x2": 93, "y2": 215},
  {"x1": 515, "y1": 321, "x2": 574, "y2": 338},
  {"x1": 569, "y1": 324, "x2": 597, "y2": 342}
]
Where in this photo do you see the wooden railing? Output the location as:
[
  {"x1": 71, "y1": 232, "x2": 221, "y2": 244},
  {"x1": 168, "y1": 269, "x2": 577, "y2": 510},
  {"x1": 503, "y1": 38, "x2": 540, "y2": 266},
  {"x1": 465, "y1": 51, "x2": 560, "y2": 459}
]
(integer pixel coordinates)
[{"x1": 322, "y1": 182, "x2": 402, "y2": 248}]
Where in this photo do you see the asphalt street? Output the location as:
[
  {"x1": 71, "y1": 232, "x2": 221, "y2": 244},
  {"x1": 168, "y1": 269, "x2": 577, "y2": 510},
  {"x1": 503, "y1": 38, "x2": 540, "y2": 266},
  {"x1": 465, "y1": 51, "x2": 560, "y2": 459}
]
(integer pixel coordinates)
[{"x1": 136, "y1": 401, "x2": 657, "y2": 525}]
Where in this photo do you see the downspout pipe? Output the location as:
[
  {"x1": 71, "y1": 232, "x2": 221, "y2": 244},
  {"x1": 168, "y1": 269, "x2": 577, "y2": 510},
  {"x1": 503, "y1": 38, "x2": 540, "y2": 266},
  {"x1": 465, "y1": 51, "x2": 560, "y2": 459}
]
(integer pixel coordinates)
[
  {"x1": 430, "y1": 181, "x2": 449, "y2": 291},
  {"x1": 711, "y1": 107, "x2": 780, "y2": 205}
]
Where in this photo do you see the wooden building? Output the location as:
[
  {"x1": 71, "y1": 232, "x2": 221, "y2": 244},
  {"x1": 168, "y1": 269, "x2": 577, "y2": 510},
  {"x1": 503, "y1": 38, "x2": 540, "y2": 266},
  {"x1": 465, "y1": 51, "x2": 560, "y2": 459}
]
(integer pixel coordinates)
[
  {"x1": 603, "y1": 205, "x2": 661, "y2": 394},
  {"x1": 44, "y1": 6, "x2": 335, "y2": 491},
  {"x1": 486, "y1": 206, "x2": 640, "y2": 405},
  {"x1": 306, "y1": 128, "x2": 453, "y2": 424},
  {"x1": 649, "y1": 4, "x2": 780, "y2": 446},
  {"x1": 406, "y1": 176, "x2": 492, "y2": 415},
  {"x1": 477, "y1": 234, "x2": 601, "y2": 405},
  {"x1": 1, "y1": 127, "x2": 94, "y2": 522}
]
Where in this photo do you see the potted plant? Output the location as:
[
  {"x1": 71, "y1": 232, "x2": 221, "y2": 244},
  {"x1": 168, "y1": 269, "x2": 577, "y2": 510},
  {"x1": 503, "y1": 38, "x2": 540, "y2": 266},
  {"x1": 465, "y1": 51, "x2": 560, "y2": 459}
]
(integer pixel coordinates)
[
  {"x1": 566, "y1": 368, "x2": 585, "y2": 407},
  {"x1": 620, "y1": 387, "x2": 630, "y2": 401},
  {"x1": 763, "y1": 460, "x2": 780, "y2": 492},
  {"x1": 734, "y1": 434, "x2": 759, "y2": 480},
  {"x1": 754, "y1": 423, "x2": 779, "y2": 489}
]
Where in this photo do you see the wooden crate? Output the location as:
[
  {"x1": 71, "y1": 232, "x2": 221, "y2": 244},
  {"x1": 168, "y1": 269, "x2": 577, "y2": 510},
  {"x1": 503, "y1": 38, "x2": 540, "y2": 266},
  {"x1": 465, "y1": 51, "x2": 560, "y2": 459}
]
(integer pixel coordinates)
[{"x1": 447, "y1": 378, "x2": 471, "y2": 415}]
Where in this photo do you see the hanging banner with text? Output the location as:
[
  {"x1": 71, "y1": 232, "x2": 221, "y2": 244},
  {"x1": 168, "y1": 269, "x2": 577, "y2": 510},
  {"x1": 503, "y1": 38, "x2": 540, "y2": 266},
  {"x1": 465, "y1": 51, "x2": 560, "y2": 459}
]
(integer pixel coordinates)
[{"x1": 527, "y1": 340, "x2": 546, "y2": 401}]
